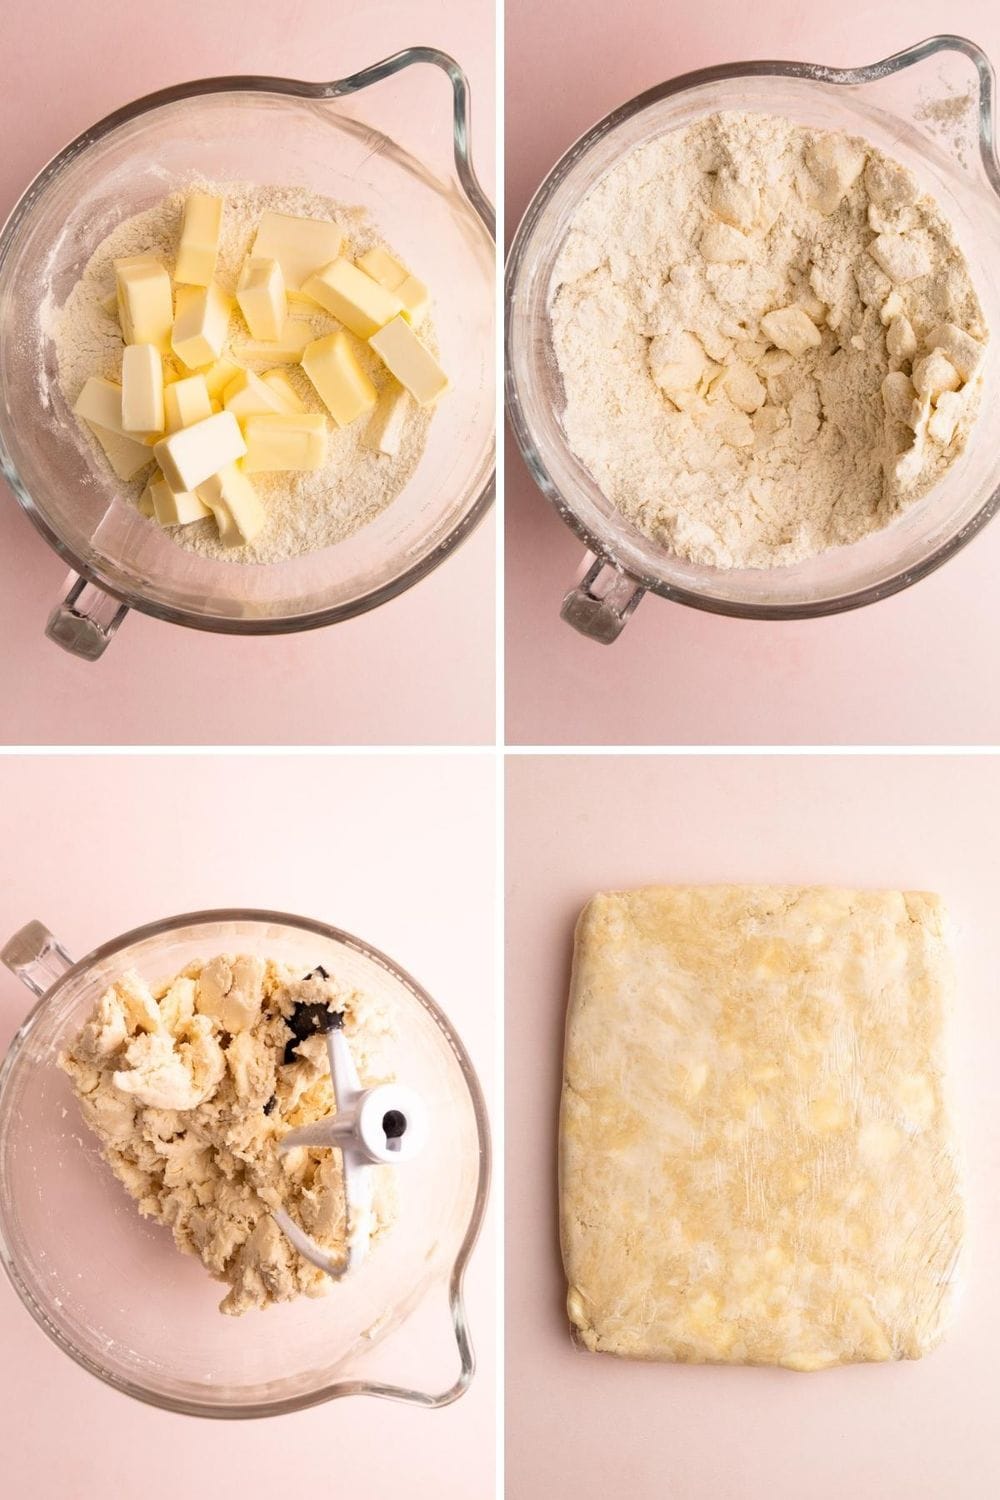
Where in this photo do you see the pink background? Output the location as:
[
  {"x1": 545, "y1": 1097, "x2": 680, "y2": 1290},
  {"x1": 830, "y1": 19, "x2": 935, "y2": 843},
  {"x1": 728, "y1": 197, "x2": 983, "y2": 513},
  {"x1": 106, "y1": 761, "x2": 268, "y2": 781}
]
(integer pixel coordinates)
[
  {"x1": 0, "y1": 0, "x2": 495, "y2": 747},
  {"x1": 509, "y1": 762, "x2": 1000, "y2": 1500},
  {"x1": 0, "y1": 753, "x2": 495, "y2": 1498},
  {"x1": 505, "y1": 754, "x2": 1000, "y2": 1498},
  {"x1": 505, "y1": 0, "x2": 1000, "y2": 746}
]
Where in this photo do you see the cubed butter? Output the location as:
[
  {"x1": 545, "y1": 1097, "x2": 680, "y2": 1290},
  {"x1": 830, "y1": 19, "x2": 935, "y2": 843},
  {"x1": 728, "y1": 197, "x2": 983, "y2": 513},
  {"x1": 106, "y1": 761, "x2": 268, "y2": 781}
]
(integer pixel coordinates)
[
  {"x1": 115, "y1": 258, "x2": 173, "y2": 350},
  {"x1": 366, "y1": 385, "x2": 410, "y2": 456},
  {"x1": 301, "y1": 331, "x2": 377, "y2": 426},
  {"x1": 88, "y1": 425, "x2": 156, "y2": 481},
  {"x1": 164, "y1": 374, "x2": 213, "y2": 433},
  {"x1": 236, "y1": 257, "x2": 287, "y2": 341},
  {"x1": 197, "y1": 463, "x2": 265, "y2": 545},
  {"x1": 121, "y1": 344, "x2": 165, "y2": 437},
  {"x1": 251, "y1": 211, "x2": 344, "y2": 292},
  {"x1": 73, "y1": 376, "x2": 129, "y2": 436},
  {"x1": 242, "y1": 412, "x2": 328, "y2": 471},
  {"x1": 356, "y1": 247, "x2": 429, "y2": 325},
  {"x1": 153, "y1": 410, "x2": 247, "y2": 492},
  {"x1": 302, "y1": 257, "x2": 403, "y2": 338},
  {"x1": 233, "y1": 319, "x2": 314, "y2": 363},
  {"x1": 171, "y1": 284, "x2": 232, "y2": 370},
  {"x1": 759, "y1": 306, "x2": 823, "y2": 358},
  {"x1": 356, "y1": 246, "x2": 408, "y2": 291},
  {"x1": 201, "y1": 358, "x2": 243, "y2": 400},
  {"x1": 175, "y1": 192, "x2": 223, "y2": 286},
  {"x1": 222, "y1": 368, "x2": 288, "y2": 420},
  {"x1": 369, "y1": 316, "x2": 449, "y2": 405},
  {"x1": 394, "y1": 274, "x2": 430, "y2": 327},
  {"x1": 261, "y1": 369, "x2": 307, "y2": 413},
  {"x1": 149, "y1": 473, "x2": 212, "y2": 526}
]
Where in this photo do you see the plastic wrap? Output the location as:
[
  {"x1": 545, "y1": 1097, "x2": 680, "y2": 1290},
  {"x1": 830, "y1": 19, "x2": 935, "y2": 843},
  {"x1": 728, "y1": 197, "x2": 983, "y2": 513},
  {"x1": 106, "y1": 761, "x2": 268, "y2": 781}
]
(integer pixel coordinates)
[{"x1": 560, "y1": 885, "x2": 962, "y2": 1371}]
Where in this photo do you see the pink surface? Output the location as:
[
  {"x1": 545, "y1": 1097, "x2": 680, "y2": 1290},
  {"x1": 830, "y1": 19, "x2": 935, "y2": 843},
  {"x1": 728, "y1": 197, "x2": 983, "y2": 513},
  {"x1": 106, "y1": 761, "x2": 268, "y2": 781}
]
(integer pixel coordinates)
[
  {"x1": 0, "y1": 754, "x2": 495, "y2": 1498},
  {"x1": 505, "y1": 0, "x2": 1000, "y2": 746},
  {"x1": 0, "y1": 0, "x2": 495, "y2": 747},
  {"x1": 505, "y1": 754, "x2": 1000, "y2": 1499}
]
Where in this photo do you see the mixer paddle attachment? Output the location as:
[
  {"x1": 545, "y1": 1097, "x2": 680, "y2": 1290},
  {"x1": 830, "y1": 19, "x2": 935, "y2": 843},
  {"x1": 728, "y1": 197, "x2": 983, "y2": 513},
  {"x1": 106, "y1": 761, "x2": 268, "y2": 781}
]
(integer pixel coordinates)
[{"x1": 272, "y1": 1027, "x2": 428, "y2": 1279}]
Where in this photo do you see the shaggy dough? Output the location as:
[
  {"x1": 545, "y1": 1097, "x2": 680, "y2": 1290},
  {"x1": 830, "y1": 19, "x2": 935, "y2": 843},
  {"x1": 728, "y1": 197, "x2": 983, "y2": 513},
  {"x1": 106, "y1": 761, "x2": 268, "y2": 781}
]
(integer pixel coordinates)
[
  {"x1": 560, "y1": 886, "x2": 962, "y2": 1370},
  {"x1": 60, "y1": 955, "x2": 396, "y2": 1314}
]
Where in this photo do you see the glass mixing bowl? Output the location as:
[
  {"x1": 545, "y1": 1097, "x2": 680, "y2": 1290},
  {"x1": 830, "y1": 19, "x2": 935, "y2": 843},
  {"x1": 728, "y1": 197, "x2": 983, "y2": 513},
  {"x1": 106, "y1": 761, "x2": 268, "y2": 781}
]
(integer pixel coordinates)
[
  {"x1": 0, "y1": 910, "x2": 490, "y2": 1418},
  {"x1": 0, "y1": 48, "x2": 495, "y2": 660},
  {"x1": 506, "y1": 35, "x2": 1000, "y2": 641}
]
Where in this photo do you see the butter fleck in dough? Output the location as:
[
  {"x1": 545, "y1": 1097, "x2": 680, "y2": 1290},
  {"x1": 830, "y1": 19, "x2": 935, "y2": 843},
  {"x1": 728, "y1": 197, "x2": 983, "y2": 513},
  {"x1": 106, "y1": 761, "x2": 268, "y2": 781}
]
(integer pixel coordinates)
[{"x1": 60, "y1": 955, "x2": 397, "y2": 1314}]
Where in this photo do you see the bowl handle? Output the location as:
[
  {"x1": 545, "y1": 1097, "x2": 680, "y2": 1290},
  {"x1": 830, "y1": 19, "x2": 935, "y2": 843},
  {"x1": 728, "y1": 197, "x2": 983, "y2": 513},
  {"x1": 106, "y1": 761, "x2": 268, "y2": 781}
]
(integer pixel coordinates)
[
  {"x1": 45, "y1": 576, "x2": 129, "y2": 661},
  {"x1": 561, "y1": 554, "x2": 645, "y2": 643},
  {"x1": 325, "y1": 48, "x2": 495, "y2": 240},
  {"x1": 1, "y1": 920, "x2": 74, "y2": 997},
  {"x1": 359, "y1": 1273, "x2": 476, "y2": 1409}
]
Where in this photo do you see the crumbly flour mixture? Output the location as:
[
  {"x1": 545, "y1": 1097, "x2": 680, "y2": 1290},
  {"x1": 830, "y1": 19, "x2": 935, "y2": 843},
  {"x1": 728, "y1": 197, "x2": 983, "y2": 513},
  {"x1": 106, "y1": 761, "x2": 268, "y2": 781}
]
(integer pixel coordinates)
[
  {"x1": 550, "y1": 113, "x2": 989, "y2": 569},
  {"x1": 60, "y1": 955, "x2": 396, "y2": 1314},
  {"x1": 48, "y1": 182, "x2": 434, "y2": 564}
]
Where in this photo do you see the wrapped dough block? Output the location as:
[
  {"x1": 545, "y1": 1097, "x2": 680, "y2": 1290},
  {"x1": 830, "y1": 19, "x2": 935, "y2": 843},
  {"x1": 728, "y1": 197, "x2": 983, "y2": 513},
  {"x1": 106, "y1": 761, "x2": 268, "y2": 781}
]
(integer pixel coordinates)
[{"x1": 560, "y1": 885, "x2": 962, "y2": 1371}]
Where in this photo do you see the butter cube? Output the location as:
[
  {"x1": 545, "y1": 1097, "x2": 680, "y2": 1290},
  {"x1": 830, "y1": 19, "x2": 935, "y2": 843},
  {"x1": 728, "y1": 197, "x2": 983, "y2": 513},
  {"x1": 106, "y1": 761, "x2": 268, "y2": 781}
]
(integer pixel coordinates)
[
  {"x1": 369, "y1": 316, "x2": 449, "y2": 405},
  {"x1": 73, "y1": 376, "x2": 129, "y2": 435},
  {"x1": 222, "y1": 368, "x2": 287, "y2": 420},
  {"x1": 242, "y1": 413, "x2": 328, "y2": 471},
  {"x1": 149, "y1": 473, "x2": 212, "y2": 526},
  {"x1": 175, "y1": 192, "x2": 223, "y2": 286},
  {"x1": 201, "y1": 358, "x2": 243, "y2": 400},
  {"x1": 302, "y1": 258, "x2": 403, "y2": 338},
  {"x1": 759, "y1": 306, "x2": 823, "y2": 358},
  {"x1": 925, "y1": 322, "x2": 986, "y2": 382},
  {"x1": 251, "y1": 211, "x2": 344, "y2": 292},
  {"x1": 395, "y1": 274, "x2": 430, "y2": 327},
  {"x1": 357, "y1": 247, "x2": 429, "y2": 325},
  {"x1": 164, "y1": 374, "x2": 213, "y2": 433},
  {"x1": 121, "y1": 344, "x2": 164, "y2": 436},
  {"x1": 236, "y1": 257, "x2": 287, "y2": 341},
  {"x1": 115, "y1": 259, "x2": 173, "y2": 350},
  {"x1": 301, "y1": 331, "x2": 377, "y2": 426},
  {"x1": 88, "y1": 426, "x2": 156, "y2": 481},
  {"x1": 153, "y1": 410, "x2": 247, "y2": 492},
  {"x1": 366, "y1": 386, "x2": 410, "y2": 456},
  {"x1": 356, "y1": 246, "x2": 407, "y2": 291},
  {"x1": 171, "y1": 284, "x2": 232, "y2": 370},
  {"x1": 197, "y1": 464, "x2": 265, "y2": 545},
  {"x1": 261, "y1": 369, "x2": 307, "y2": 413},
  {"x1": 912, "y1": 351, "x2": 961, "y2": 403},
  {"x1": 928, "y1": 390, "x2": 963, "y2": 446},
  {"x1": 870, "y1": 233, "x2": 932, "y2": 284},
  {"x1": 233, "y1": 320, "x2": 314, "y2": 363}
]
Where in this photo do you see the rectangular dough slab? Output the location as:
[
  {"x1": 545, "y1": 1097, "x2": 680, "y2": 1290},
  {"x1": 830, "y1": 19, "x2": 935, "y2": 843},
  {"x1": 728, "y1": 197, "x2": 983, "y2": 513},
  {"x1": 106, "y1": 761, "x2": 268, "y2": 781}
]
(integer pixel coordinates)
[{"x1": 560, "y1": 885, "x2": 962, "y2": 1371}]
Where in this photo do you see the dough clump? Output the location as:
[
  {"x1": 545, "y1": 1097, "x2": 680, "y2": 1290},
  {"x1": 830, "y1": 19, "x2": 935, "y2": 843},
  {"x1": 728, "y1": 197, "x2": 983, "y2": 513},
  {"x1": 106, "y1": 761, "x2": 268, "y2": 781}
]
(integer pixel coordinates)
[{"x1": 60, "y1": 955, "x2": 396, "y2": 1314}]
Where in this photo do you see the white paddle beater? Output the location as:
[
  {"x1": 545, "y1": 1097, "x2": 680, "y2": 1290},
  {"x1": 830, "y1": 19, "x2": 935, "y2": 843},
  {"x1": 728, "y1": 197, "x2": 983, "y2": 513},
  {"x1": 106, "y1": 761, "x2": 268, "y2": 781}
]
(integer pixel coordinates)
[{"x1": 272, "y1": 1024, "x2": 428, "y2": 1279}]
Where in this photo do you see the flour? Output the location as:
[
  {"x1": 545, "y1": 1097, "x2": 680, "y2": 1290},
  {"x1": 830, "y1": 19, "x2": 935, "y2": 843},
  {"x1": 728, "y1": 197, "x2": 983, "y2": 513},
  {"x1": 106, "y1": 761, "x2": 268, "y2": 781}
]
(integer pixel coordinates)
[
  {"x1": 550, "y1": 112, "x2": 988, "y2": 569},
  {"x1": 914, "y1": 87, "x2": 976, "y2": 168},
  {"x1": 48, "y1": 181, "x2": 434, "y2": 564}
]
